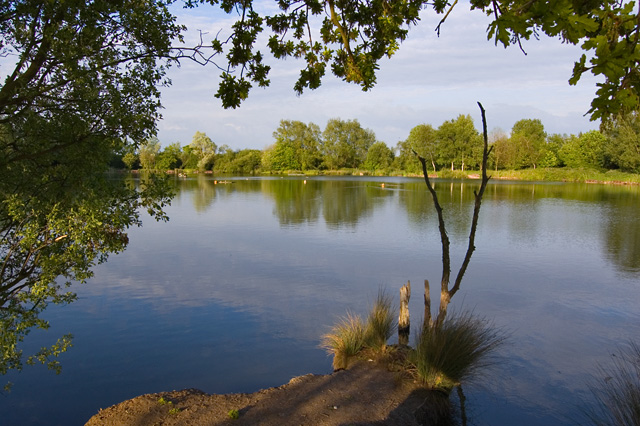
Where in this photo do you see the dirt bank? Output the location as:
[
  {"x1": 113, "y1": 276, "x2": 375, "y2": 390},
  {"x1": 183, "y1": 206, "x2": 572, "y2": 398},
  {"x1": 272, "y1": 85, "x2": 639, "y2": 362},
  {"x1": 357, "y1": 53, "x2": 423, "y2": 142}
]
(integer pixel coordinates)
[{"x1": 84, "y1": 360, "x2": 449, "y2": 426}]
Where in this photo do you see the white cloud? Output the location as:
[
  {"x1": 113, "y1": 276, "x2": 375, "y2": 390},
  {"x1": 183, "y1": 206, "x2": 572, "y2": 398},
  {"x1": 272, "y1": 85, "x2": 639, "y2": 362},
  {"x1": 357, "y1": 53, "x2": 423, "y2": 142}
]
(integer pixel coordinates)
[{"x1": 157, "y1": 3, "x2": 602, "y2": 150}]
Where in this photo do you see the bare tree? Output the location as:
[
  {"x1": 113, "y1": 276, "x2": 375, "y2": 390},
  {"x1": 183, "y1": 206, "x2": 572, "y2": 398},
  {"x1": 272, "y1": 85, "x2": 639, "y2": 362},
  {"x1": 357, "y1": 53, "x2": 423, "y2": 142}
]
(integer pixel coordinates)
[{"x1": 414, "y1": 102, "x2": 493, "y2": 327}]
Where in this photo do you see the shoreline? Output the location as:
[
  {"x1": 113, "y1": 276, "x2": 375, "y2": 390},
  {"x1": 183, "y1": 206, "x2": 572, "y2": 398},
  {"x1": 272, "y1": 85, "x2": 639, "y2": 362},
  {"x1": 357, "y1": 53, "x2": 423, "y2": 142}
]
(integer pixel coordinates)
[{"x1": 84, "y1": 361, "x2": 442, "y2": 426}]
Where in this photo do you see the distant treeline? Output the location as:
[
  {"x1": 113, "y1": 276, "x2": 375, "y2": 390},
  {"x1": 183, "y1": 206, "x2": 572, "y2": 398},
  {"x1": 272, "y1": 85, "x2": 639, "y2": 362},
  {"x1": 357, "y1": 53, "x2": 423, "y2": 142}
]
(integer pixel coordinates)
[{"x1": 112, "y1": 114, "x2": 640, "y2": 175}]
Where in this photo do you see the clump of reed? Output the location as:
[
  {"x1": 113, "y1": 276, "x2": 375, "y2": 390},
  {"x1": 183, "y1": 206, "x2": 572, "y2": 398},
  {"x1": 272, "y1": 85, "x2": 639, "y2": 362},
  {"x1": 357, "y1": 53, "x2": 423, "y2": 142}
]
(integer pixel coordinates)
[
  {"x1": 321, "y1": 290, "x2": 397, "y2": 370},
  {"x1": 321, "y1": 312, "x2": 366, "y2": 370},
  {"x1": 409, "y1": 311, "x2": 505, "y2": 394},
  {"x1": 584, "y1": 341, "x2": 640, "y2": 426},
  {"x1": 363, "y1": 290, "x2": 396, "y2": 350}
]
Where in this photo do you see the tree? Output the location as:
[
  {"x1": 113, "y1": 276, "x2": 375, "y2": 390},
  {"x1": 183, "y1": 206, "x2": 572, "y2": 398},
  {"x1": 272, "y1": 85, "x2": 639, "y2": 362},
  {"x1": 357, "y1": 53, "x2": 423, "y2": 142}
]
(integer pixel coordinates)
[
  {"x1": 407, "y1": 124, "x2": 438, "y2": 173},
  {"x1": 270, "y1": 120, "x2": 323, "y2": 171},
  {"x1": 191, "y1": 0, "x2": 637, "y2": 123},
  {"x1": 415, "y1": 103, "x2": 493, "y2": 325},
  {"x1": 0, "y1": 1, "x2": 178, "y2": 382},
  {"x1": 510, "y1": 119, "x2": 547, "y2": 169},
  {"x1": 190, "y1": 132, "x2": 217, "y2": 171},
  {"x1": 393, "y1": 139, "x2": 422, "y2": 174},
  {"x1": 179, "y1": 145, "x2": 200, "y2": 170},
  {"x1": 602, "y1": 113, "x2": 640, "y2": 173},
  {"x1": 559, "y1": 131, "x2": 606, "y2": 169},
  {"x1": 436, "y1": 115, "x2": 482, "y2": 171},
  {"x1": 156, "y1": 142, "x2": 183, "y2": 170},
  {"x1": 122, "y1": 152, "x2": 140, "y2": 170},
  {"x1": 262, "y1": 142, "x2": 301, "y2": 171},
  {"x1": 488, "y1": 128, "x2": 512, "y2": 171},
  {"x1": 364, "y1": 141, "x2": 394, "y2": 172},
  {"x1": 322, "y1": 118, "x2": 376, "y2": 169},
  {"x1": 139, "y1": 137, "x2": 161, "y2": 170}
]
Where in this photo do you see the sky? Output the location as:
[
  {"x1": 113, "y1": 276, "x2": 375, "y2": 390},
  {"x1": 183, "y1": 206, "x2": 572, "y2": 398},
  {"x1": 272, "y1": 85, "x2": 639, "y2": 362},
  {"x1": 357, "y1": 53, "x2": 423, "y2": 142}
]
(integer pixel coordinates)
[{"x1": 157, "y1": 2, "x2": 603, "y2": 151}]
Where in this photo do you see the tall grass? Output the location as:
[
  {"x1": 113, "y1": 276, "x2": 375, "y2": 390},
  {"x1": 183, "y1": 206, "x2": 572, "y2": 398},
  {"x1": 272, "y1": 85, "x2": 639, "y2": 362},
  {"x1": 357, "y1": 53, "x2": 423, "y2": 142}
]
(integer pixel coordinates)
[
  {"x1": 322, "y1": 291, "x2": 397, "y2": 370},
  {"x1": 410, "y1": 311, "x2": 505, "y2": 394},
  {"x1": 363, "y1": 290, "x2": 397, "y2": 350},
  {"x1": 585, "y1": 342, "x2": 640, "y2": 426},
  {"x1": 321, "y1": 312, "x2": 366, "y2": 370}
]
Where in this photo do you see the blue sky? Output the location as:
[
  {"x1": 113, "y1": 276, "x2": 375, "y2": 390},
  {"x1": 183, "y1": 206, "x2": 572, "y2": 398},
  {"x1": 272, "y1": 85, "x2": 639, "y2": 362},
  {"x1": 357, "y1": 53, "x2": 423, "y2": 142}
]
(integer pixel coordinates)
[{"x1": 157, "y1": 2, "x2": 602, "y2": 151}]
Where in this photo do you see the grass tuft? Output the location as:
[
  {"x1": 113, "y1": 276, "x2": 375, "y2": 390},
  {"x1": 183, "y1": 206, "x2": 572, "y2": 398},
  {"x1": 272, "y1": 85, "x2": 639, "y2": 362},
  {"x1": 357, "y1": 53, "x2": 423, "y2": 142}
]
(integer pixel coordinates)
[
  {"x1": 410, "y1": 311, "x2": 505, "y2": 394},
  {"x1": 585, "y1": 341, "x2": 640, "y2": 426},
  {"x1": 363, "y1": 290, "x2": 396, "y2": 351},
  {"x1": 321, "y1": 312, "x2": 366, "y2": 370}
]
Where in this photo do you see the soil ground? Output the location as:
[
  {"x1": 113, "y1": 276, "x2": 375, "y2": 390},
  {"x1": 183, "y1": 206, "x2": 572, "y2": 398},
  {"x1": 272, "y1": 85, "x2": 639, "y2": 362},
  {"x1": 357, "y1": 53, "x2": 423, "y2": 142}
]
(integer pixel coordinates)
[{"x1": 84, "y1": 359, "x2": 449, "y2": 426}]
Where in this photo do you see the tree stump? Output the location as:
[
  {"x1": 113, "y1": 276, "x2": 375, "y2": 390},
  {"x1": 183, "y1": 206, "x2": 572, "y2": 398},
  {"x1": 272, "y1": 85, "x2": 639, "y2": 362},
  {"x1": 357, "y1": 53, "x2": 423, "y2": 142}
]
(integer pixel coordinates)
[{"x1": 398, "y1": 281, "x2": 411, "y2": 345}]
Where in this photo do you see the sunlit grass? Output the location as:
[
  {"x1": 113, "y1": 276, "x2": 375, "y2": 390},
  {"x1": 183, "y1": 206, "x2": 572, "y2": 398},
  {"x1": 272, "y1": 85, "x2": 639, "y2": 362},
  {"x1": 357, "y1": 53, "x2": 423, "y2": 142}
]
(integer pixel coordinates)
[
  {"x1": 363, "y1": 290, "x2": 396, "y2": 351},
  {"x1": 409, "y1": 311, "x2": 505, "y2": 394},
  {"x1": 322, "y1": 290, "x2": 397, "y2": 370},
  {"x1": 488, "y1": 168, "x2": 640, "y2": 184},
  {"x1": 321, "y1": 312, "x2": 366, "y2": 370},
  {"x1": 585, "y1": 342, "x2": 640, "y2": 426}
]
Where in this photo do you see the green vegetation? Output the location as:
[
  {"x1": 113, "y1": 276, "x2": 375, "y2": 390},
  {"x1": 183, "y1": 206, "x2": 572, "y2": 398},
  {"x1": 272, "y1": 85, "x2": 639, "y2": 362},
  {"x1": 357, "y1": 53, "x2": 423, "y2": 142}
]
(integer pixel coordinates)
[
  {"x1": 4, "y1": 0, "x2": 640, "y2": 388},
  {"x1": 324, "y1": 299, "x2": 504, "y2": 395},
  {"x1": 321, "y1": 312, "x2": 367, "y2": 370},
  {"x1": 585, "y1": 342, "x2": 640, "y2": 426},
  {"x1": 118, "y1": 114, "x2": 640, "y2": 185},
  {"x1": 157, "y1": 397, "x2": 173, "y2": 406},
  {"x1": 1, "y1": 0, "x2": 176, "y2": 386},
  {"x1": 410, "y1": 312, "x2": 505, "y2": 394},
  {"x1": 228, "y1": 409, "x2": 240, "y2": 420},
  {"x1": 322, "y1": 291, "x2": 396, "y2": 370},
  {"x1": 363, "y1": 291, "x2": 396, "y2": 351}
]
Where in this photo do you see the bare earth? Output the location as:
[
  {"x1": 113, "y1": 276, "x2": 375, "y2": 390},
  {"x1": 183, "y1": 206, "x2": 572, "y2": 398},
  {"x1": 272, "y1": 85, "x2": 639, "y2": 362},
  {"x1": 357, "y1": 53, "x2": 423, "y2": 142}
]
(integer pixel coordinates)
[{"x1": 84, "y1": 360, "x2": 444, "y2": 426}]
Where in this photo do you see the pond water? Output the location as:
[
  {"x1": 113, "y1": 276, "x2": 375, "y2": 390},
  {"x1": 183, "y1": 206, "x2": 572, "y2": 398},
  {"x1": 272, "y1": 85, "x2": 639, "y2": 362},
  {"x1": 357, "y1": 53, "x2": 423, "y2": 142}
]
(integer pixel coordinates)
[{"x1": 2, "y1": 176, "x2": 640, "y2": 426}]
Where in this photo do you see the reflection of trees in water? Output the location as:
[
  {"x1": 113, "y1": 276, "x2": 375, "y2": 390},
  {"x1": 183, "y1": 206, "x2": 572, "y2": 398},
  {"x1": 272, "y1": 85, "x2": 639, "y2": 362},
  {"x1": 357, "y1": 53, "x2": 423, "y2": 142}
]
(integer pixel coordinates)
[
  {"x1": 599, "y1": 186, "x2": 640, "y2": 275},
  {"x1": 322, "y1": 180, "x2": 392, "y2": 229},
  {"x1": 173, "y1": 177, "x2": 640, "y2": 275},
  {"x1": 185, "y1": 175, "x2": 217, "y2": 212},
  {"x1": 398, "y1": 180, "x2": 480, "y2": 240},
  {"x1": 399, "y1": 180, "x2": 640, "y2": 276},
  {"x1": 262, "y1": 179, "x2": 321, "y2": 226}
]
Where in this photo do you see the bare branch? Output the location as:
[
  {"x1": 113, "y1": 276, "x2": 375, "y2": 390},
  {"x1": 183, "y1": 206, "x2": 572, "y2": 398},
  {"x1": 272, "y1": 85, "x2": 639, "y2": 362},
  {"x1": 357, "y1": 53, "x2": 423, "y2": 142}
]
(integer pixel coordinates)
[{"x1": 436, "y1": 0, "x2": 459, "y2": 36}]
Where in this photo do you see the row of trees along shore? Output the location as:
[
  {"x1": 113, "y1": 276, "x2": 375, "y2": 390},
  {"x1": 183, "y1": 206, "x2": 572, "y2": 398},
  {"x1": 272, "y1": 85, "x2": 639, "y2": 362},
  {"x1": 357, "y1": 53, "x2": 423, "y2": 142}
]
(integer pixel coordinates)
[{"x1": 117, "y1": 114, "x2": 640, "y2": 176}]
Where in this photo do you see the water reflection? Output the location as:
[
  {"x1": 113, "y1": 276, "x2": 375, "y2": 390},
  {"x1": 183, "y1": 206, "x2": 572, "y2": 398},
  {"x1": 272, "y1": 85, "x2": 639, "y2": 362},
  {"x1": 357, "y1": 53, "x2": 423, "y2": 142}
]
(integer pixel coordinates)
[
  {"x1": 262, "y1": 178, "x2": 321, "y2": 226},
  {"x1": 168, "y1": 176, "x2": 640, "y2": 278},
  {"x1": 3, "y1": 176, "x2": 640, "y2": 426}
]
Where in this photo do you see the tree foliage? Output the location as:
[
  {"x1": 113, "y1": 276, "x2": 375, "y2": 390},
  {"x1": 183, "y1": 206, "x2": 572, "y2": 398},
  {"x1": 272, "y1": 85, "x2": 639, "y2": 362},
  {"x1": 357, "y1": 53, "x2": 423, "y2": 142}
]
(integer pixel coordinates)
[
  {"x1": 0, "y1": 0, "x2": 177, "y2": 381},
  {"x1": 139, "y1": 137, "x2": 161, "y2": 170},
  {"x1": 322, "y1": 118, "x2": 376, "y2": 169},
  {"x1": 4, "y1": 0, "x2": 640, "y2": 387},
  {"x1": 270, "y1": 120, "x2": 323, "y2": 171},
  {"x1": 184, "y1": 0, "x2": 638, "y2": 123},
  {"x1": 436, "y1": 115, "x2": 482, "y2": 171},
  {"x1": 365, "y1": 141, "x2": 394, "y2": 171},
  {"x1": 603, "y1": 113, "x2": 640, "y2": 173}
]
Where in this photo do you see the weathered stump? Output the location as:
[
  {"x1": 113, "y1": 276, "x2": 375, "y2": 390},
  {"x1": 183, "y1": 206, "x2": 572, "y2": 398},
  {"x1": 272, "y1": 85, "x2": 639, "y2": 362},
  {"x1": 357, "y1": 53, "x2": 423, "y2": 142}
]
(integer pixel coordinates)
[{"x1": 398, "y1": 280, "x2": 411, "y2": 345}]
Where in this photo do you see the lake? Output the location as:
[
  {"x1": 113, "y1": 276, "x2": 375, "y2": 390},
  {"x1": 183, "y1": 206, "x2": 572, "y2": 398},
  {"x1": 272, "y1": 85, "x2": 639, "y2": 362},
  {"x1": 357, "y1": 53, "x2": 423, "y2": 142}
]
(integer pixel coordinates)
[{"x1": 3, "y1": 175, "x2": 639, "y2": 425}]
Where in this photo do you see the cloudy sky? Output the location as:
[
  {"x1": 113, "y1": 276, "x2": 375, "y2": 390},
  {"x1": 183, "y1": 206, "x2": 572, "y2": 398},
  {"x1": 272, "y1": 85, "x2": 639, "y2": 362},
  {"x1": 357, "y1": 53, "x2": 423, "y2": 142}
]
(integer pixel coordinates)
[{"x1": 157, "y1": 2, "x2": 602, "y2": 151}]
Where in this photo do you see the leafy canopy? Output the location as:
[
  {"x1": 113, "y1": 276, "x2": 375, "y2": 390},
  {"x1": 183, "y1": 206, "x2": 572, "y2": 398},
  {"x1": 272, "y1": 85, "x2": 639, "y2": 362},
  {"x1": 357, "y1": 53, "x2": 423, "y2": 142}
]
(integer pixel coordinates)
[
  {"x1": 188, "y1": 0, "x2": 639, "y2": 122},
  {"x1": 0, "y1": 0, "x2": 177, "y2": 384}
]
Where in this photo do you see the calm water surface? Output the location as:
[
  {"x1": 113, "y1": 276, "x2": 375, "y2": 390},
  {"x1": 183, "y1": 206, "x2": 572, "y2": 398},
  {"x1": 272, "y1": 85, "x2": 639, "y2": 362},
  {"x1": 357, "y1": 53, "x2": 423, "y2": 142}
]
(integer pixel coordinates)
[{"x1": 3, "y1": 176, "x2": 639, "y2": 425}]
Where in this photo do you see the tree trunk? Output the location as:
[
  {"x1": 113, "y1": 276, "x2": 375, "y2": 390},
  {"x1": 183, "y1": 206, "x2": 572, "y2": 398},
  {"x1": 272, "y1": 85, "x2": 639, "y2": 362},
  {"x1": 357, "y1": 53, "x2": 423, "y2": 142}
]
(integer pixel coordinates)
[
  {"x1": 424, "y1": 279, "x2": 432, "y2": 330},
  {"x1": 398, "y1": 281, "x2": 411, "y2": 345}
]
